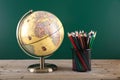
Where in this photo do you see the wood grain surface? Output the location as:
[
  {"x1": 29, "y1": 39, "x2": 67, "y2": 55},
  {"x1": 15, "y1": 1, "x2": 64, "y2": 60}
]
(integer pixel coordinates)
[{"x1": 0, "y1": 60, "x2": 120, "y2": 80}]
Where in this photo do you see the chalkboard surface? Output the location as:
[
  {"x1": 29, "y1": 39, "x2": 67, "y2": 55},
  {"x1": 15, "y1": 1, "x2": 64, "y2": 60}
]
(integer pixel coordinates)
[{"x1": 0, "y1": 0, "x2": 120, "y2": 59}]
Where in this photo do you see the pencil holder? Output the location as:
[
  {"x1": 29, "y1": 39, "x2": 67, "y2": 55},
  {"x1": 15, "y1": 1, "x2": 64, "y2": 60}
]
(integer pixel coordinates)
[{"x1": 72, "y1": 48, "x2": 91, "y2": 72}]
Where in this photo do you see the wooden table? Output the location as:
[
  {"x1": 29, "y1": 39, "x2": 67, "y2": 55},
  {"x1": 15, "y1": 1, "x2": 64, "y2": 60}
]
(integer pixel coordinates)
[{"x1": 0, "y1": 60, "x2": 120, "y2": 80}]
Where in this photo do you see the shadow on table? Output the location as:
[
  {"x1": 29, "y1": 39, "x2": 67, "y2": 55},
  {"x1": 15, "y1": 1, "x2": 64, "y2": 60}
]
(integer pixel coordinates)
[{"x1": 57, "y1": 66, "x2": 72, "y2": 71}]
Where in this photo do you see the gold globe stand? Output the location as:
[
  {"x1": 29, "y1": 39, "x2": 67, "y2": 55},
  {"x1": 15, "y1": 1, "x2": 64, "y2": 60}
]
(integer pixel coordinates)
[{"x1": 27, "y1": 57, "x2": 57, "y2": 73}]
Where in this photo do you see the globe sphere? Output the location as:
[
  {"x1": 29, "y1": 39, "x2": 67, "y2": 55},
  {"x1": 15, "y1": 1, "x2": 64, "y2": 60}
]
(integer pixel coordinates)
[{"x1": 16, "y1": 10, "x2": 64, "y2": 58}]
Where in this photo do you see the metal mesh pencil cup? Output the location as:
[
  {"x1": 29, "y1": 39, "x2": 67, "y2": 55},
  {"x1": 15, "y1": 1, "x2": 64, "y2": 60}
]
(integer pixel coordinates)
[{"x1": 72, "y1": 48, "x2": 91, "y2": 72}]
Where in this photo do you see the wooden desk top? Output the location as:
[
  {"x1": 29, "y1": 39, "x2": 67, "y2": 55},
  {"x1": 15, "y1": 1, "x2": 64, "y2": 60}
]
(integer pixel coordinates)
[{"x1": 0, "y1": 60, "x2": 120, "y2": 80}]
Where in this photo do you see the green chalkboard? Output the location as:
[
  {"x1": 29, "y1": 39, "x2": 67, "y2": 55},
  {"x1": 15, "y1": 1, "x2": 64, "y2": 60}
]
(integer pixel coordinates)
[{"x1": 0, "y1": 0, "x2": 120, "y2": 59}]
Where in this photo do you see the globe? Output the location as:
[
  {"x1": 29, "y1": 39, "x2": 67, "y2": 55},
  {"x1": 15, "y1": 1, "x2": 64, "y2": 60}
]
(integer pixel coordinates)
[{"x1": 16, "y1": 10, "x2": 64, "y2": 73}]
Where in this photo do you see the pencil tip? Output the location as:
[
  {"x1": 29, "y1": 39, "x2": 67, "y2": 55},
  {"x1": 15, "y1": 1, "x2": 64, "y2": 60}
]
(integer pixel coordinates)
[
  {"x1": 67, "y1": 32, "x2": 71, "y2": 36},
  {"x1": 94, "y1": 32, "x2": 97, "y2": 37}
]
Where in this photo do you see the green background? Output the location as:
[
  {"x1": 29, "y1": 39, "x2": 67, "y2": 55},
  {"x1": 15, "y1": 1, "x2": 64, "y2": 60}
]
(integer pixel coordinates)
[{"x1": 0, "y1": 0, "x2": 120, "y2": 59}]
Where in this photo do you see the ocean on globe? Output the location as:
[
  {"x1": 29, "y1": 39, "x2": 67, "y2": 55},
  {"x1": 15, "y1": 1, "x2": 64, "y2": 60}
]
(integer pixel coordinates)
[{"x1": 16, "y1": 10, "x2": 64, "y2": 58}]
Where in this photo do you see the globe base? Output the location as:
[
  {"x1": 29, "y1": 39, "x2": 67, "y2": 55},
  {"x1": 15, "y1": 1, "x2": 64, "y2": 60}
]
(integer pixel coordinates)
[{"x1": 27, "y1": 63, "x2": 57, "y2": 73}]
